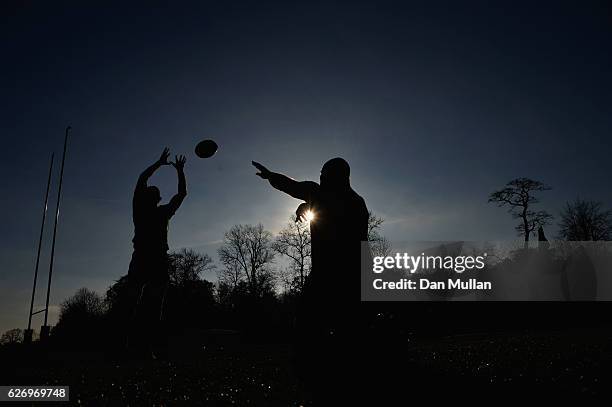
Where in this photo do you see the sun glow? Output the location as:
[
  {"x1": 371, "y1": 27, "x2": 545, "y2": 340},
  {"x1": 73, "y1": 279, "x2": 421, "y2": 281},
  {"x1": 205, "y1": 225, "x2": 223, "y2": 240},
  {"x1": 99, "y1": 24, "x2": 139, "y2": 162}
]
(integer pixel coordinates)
[{"x1": 304, "y1": 210, "x2": 315, "y2": 223}]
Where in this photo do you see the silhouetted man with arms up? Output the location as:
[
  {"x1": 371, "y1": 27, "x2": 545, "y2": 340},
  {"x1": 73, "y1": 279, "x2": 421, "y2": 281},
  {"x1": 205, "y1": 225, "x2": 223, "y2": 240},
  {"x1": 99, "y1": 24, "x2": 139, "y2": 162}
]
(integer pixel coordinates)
[
  {"x1": 252, "y1": 158, "x2": 368, "y2": 401},
  {"x1": 127, "y1": 147, "x2": 187, "y2": 359}
]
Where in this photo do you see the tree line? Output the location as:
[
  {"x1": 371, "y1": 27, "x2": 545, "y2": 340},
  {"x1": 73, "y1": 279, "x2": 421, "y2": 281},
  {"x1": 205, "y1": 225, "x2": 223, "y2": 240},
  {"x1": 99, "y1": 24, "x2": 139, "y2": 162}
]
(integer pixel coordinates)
[
  {"x1": 1, "y1": 212, "x2": 388, "y2": 346},
  {"x1": 3, "y1": 178, "x2": 611, "y2": 344},
  {"x1": 489, "y1": 177, "x2": 612, "y2": 243}
]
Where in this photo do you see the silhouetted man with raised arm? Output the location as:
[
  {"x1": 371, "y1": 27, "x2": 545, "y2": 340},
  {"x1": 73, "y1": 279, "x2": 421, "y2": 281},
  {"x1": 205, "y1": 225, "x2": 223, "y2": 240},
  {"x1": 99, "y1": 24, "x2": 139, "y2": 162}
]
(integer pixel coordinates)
[
  {"x1": 252, "y1": 158, "x2": 368, "y2": 400},
  {"x1": 127, "y1": 147, "x2": 187, "y2": 359}
]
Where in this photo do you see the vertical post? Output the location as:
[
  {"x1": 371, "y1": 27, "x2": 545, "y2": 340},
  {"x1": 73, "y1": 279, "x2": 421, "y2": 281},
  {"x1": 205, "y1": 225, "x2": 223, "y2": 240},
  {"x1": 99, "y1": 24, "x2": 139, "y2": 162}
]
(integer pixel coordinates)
[
  {"x1": 41, "y1": 126, "x2": 71, "y2": 340},
  {"x1": 24, "y1": 154, "x2": 54, "y2": 344}
]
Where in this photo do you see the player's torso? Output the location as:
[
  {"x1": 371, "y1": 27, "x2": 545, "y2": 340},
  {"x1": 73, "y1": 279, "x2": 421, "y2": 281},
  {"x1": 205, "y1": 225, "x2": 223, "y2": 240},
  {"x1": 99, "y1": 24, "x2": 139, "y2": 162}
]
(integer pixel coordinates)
[{"x1": 132, "y1": 207, "x2": 170, "y2": 252}]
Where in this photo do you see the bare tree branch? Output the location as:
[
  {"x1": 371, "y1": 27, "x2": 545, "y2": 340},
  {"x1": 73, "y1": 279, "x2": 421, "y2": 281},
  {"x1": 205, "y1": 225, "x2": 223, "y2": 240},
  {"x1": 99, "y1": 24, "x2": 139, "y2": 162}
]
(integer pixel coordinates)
[
  {"x1": 273, "y1": 215, "x2": 311, "y2": 293},
  {"x1": 488, "y1": 178, "x2": 552, "y2": 243},
  {"x1": 558, "y1": 198, "x2": 612, "y2": 241},
  {"x1": 218, "y1": 224, "x2": 275, "y2": 297}
]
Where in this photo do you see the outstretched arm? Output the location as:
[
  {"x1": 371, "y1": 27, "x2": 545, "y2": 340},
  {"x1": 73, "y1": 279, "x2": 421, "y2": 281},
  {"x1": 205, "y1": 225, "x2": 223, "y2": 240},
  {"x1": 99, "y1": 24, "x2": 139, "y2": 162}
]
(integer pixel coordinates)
[
  {"x1": 252, "y1": 161, "x2": 318, "y2": 201},
  {"x1": 166, "y1": 155, "x2": 187, "y2": 216},
  {"x1": 136, "y1": 147, "x2": 170, "y2": 192}
]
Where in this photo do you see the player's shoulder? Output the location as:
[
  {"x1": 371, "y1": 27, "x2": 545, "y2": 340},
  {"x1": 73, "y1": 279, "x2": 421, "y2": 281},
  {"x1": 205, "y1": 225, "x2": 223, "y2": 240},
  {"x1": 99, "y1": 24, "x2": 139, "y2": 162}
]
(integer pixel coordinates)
[
  {"x1": 351, "y1": 189, "x2": 367, "y2": 206},
  {"x1": 302, "y1": 180, "x2": 320, "y2": 189},
  {"x1": 301, "y1": 180, "x2": 321, "y2": 197},
  {"x1": 348, "y1": 189, "x2": 369, "y2": 214}
]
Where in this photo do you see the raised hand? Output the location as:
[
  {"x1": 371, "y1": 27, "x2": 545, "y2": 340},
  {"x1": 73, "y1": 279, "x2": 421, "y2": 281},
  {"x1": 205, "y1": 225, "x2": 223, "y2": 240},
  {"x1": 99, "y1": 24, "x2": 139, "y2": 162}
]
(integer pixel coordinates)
[
  {"x1": 172, "y1": 155, "x2": 187, "y2": 171},
  {"x1": 295, "y1": 202, "x2": 310, "y2": 222},
  {"x1": 158, "y1": 147, "x2": 171, "y2": 165},
  {"x1": 252, "y1": 161, "x2": 271, "y2": 179}
]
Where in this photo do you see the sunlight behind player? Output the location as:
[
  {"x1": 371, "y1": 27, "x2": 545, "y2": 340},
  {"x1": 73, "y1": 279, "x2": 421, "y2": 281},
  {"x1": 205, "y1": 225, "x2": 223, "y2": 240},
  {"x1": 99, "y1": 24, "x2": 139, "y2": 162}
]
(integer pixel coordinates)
[{"x1": 304, "y1": 209, "x2": 315, "y2": 223}]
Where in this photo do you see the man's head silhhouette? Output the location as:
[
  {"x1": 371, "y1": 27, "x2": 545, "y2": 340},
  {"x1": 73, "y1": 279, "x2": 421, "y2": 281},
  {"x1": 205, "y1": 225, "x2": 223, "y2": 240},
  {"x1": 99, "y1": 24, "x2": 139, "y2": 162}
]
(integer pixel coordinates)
[
  {"x1": 144, "y1": 186, "x2": 162, "y2": 206},
  {"x1": 320, "y1": 157, "x2": 350, "y2": 189}
]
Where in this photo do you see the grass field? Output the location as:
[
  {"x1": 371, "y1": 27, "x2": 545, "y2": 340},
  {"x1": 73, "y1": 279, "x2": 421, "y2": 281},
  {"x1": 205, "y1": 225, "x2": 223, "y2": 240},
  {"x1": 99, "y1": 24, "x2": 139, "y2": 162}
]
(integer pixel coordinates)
[{"x1": 2, "y1": 329, "x2": 610, "y2": 405}]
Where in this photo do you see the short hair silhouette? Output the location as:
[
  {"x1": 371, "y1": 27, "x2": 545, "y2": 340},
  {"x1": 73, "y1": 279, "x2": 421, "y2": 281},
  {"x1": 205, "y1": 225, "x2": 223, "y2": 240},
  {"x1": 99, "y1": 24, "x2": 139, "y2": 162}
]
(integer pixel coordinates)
[
  {"x1": 144, "y1": 186, "x2": 162, "y2": 205},
  {"x1": 320, "y1": 157, "x2": 350, "y2": 187}
]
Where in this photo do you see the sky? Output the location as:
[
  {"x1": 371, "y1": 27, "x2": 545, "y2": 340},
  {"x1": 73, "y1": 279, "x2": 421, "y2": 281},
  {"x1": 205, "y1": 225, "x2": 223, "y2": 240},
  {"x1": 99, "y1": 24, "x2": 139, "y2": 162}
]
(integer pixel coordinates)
[{"x1": 1, "y1": 0, "x2": 611, "y2": 333}]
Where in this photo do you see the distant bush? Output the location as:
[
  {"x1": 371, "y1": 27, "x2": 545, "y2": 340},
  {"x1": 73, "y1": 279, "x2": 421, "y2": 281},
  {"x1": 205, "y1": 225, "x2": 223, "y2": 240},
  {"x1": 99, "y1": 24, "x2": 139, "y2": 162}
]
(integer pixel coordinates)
[{"x1": 0, "y1": 328, "x2": 23, "y2": 345}]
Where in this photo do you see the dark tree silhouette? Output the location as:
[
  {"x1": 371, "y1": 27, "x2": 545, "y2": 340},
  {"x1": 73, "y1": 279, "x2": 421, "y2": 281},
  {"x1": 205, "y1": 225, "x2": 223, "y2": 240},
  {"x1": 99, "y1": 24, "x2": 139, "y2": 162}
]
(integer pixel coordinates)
[
  {"x1": 59, "y1": 287, "x2": 106, "y2": 321},
  {"x1": 218, "y1": 224, "x2": 276, "y2": 297},
  {"x1": 53, "y1": 288, "x2": 106, "y2": 344},
  {"x1": 558, "y1": 199, "x2": 612, "y2": 241},
  {"x1": 367, "y1": 211, "x2": 391, "y2": 257},
  {"x1": 105, "y1": 276, "x2": 130, "y2": 312},
  {"x1": 104, "y1": 275, "x2": 132, "y2": 343},
  {"x1": 217, "y1": 280, "x2": 256, "y2": 310},
  {"x1": 1, "y1": 328, "x2": 24, "y2": 345},
  {"x1": 168, "y1": 248, "x2": 215, "y2": 286},
  {"x1": 165, "y1": 281, "x2": 216, "y2": 330},
  {"x1": 217, "y1": 258, "x2": 243, "y2": 289},
  {"x1": 217, "y1": 225, "x2": 279, "y2": 335},
  {"x1": 105, "y1": 249, "x2": 218, "y2": 341},
  {"x1": 488, "y1": 178, "x2": 553, "y2": 245},
  {"x1": 273, "y1": 215, "x2": 311, "y2": 293}
]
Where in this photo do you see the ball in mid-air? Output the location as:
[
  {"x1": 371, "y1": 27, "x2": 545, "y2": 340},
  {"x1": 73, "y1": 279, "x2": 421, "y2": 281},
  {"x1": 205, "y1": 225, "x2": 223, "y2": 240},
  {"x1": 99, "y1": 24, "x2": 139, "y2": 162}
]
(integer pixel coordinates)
[{"x1": 195, "y1": 139, "x2": 218, "y2": 158}]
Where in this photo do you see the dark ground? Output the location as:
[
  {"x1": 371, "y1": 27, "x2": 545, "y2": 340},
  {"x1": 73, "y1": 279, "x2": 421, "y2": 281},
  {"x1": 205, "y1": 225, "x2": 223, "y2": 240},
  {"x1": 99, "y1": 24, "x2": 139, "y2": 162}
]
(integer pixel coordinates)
[{"x1": 2, "y1": 327, "x2": 611, "y2": 406}]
